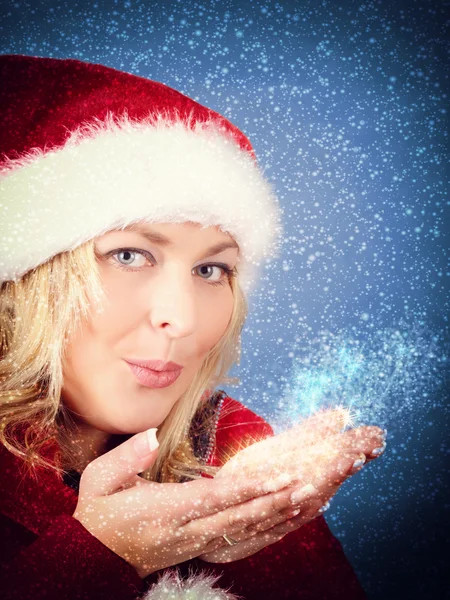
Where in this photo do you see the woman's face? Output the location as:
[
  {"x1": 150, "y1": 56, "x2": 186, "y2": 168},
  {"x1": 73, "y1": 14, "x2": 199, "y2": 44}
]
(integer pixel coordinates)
[{"x1": 61, "y1": 221, "x2": 239, "y2": 435}]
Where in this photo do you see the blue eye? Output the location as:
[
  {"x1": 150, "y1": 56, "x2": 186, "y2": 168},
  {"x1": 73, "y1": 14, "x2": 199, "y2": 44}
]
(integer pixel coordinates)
[
  {"x1": 195, "y1": 264, "x2": 229, "y2": 286},
  {"x1": 104, "y1": 247, "x2": 235, "y2": 287},
  {"x1": 115, "y1": 250, "x2": 147, "y2": 268}
]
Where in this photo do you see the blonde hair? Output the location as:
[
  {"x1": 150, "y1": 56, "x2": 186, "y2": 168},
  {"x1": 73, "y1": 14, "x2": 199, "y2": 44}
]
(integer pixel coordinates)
[{"x1": 0, "y1": 234, "x2": 248, "y2": 484}]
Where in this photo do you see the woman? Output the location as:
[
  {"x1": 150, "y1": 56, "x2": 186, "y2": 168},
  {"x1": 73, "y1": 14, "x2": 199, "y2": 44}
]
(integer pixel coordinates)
[{"x1": 0, "y1": 55, "x2": 386, "y2": 599}]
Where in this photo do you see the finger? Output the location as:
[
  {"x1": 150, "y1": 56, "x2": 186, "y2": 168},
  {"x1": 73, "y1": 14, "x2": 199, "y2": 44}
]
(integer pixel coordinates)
[
  {"x1": 257, "y1": 407, "x2": 352, "y2": 456},
  {"x1": 80, "y1": 428, "x2": 160, "y2": 497},
  {"x1": 289, "y1": 406, "x2": 351, "y2": 440},
  {"x1": 215, "y1": 408, "x2": 351, "y2": 481},
  {"x1": 297, "y1": 425, "x2": 385, "y2": 462},
  {"x1": 179, "y1": 480, "x2": 305, "y2": 542},
  {"x1": 325, "y1": 427, "x2": 387, "y2": 482},
  {"x1": 177, "y1": 475, "x2": 269, "y2": 524},
  {"x1": 243, "y1": 484, "x2": 325, "y2": 535},
  {"x1": 271, "y1": 503, "x2": 325, "y2": 536},
  {"x1": 244, "y1": 481, "x2": 323, "y2": 533},
  {"x1": 237, "y1": 528, "x2": 288, "y2": 551},
  {"x1": 188, "y1": 533, "x2": 228, "y2": 555},
  {"x1": 244, "y1": 425, "x2": 386, "y2": 488},
  {"x1": 339, "y1": 425, "x2": 386, "y2": 455},
  {"x1": 244, "y1": 506, "x2": 302, "y2": 535},
  {"x1": 107, "y1": 473, "x2": 149, "y2": 494},
  {"x1": 304, "y1": 438, "x2": 386, "y2": 494},
  {"x1": 200, "y1": 528, "x2": 287, "y2": 562},
  {"x1": 275, "y1": 494, "x2": 332, "y2": 535},
  {"x1": 243, "y1": 428, "x2": 386, "y2": 528},
  {"x1": 288, "y1": 426, "x2": 386, "y2": 480},
  {"x1": 173, "y1": 525, "x2": 226, "y2": 555}
]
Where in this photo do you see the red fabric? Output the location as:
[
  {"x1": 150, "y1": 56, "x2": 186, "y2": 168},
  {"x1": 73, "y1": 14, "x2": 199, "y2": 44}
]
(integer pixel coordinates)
[
  {"x1": 0, "y1": 54, "x2": 255, "y2": 167},
  {"x1": 0, "y1": 396, "x2": 368, "y2": 599}
]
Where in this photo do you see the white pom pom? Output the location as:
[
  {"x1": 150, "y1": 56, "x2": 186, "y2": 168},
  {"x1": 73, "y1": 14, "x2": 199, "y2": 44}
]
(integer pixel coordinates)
[{"x1": 143, "y1": 567, "x2": 241, "y2": 600}]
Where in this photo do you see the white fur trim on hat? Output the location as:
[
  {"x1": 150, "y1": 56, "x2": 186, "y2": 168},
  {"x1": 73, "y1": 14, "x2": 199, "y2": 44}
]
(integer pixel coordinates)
[
  {"x1": 143, "y1": 567, "x2": 241, "y2": 599},
  {"x1": 0, "y1": 113, "x2": 283, "y2": 294}
]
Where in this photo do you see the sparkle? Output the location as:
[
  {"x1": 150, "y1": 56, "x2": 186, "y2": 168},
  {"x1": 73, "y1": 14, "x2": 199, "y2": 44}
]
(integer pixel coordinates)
[{"x1": 272, "y1": 324, "x2": 446, "y2": 434}]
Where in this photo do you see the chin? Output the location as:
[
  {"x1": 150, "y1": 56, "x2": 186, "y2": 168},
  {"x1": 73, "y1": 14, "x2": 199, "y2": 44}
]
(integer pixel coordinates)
[{"x1": 103, "y1": 414, "x2": 163, "y2": 436}]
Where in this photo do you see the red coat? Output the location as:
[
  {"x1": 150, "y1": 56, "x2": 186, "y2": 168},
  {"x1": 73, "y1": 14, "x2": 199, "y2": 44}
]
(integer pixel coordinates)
[{"x1": 0, "y1": 395, "x2": 368, "y2": 599}]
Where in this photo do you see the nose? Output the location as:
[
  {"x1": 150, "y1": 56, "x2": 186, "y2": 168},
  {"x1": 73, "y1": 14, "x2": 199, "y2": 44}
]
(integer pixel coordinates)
[{"x1": 148, "y1": 264, "x2": 197, "y2": 339}]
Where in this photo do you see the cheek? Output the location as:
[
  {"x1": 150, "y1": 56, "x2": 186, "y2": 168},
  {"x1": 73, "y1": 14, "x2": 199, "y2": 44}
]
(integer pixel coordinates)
[
  {"x1": 60, "y1": 319, "x2": 104, "y2": 411},
  {"x1": 196, "y1": 288, "x2": 234, "y2": 352}
]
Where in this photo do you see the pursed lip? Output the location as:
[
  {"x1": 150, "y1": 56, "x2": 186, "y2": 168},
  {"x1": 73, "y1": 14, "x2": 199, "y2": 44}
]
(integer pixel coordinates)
[
  {"x1": 124, "y1": 358, "x2": 183, "y2": 372},
  {"x1": 124, "y1": 361, "x2": 182, "y2": 389}
]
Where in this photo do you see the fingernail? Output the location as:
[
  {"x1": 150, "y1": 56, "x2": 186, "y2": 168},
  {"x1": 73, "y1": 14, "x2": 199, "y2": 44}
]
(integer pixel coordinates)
[
  {"x1": 371, "y1": 442, "x2": 386, "y2": 456},
  {"x1": 262, "y1": 473, "x2": 293, "y2": 494},
  {"x1": 147, "y1": 428, "x2": 159, "y2": 452},
  {"x1": 318, "y1": 501, "x2": 330, "y2": 513},
  {"x1": 133, "y1": 428, "x2": 159, "y2": 458},
  {"x1": 290, "y1": 483, "x2": 317, "y2": 505},
  {"x1": 351, "y1": 454, "x2": 366, "y2": 471}
]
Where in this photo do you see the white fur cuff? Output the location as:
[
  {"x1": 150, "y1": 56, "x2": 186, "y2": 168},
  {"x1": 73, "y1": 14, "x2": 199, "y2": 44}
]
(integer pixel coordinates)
[{"x1": 143, "y1": 567, "x2": 241, "y2": 600}]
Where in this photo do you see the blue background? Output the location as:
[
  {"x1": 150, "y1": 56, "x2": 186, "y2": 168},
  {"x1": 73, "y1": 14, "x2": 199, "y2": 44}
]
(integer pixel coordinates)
[{"x1": 2, "y1": 1, "x2": 449, "y2": 598}]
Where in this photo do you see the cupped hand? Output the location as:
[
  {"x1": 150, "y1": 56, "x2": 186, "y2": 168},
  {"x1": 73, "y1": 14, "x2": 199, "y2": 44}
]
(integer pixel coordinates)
[
  {"x1": 199, "y1": 409, "x2": 386, "y2": 563},
  {"x1": 72, "y1": 427, "x2": 321, "y2": 579},
  {"x1": 212, "y1": 407, "x2": 352, "y2": 483}
]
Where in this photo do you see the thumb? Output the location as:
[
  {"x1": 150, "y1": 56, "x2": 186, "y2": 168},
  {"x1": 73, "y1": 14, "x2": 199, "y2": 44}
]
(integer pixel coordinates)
[{"x1": 80, "y1": 427, "x2": 160, "y2": 497}]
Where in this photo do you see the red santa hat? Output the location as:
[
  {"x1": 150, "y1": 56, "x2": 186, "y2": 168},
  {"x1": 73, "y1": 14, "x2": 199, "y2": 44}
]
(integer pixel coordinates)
[{"x1": 0, "y1": 54, "x2": 283, "y2": 295}]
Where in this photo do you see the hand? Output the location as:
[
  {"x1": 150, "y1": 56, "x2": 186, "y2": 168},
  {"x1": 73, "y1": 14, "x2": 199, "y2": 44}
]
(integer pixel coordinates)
[
  {"x1": 199, "y1": 410, "x2": 386, "y2": 563},
  {"x1": 212, "y1": 407, "x2": 352, "y2": 483},
  {"x1": 72, "y1": 427, "x2": 314, "y2": 579}
]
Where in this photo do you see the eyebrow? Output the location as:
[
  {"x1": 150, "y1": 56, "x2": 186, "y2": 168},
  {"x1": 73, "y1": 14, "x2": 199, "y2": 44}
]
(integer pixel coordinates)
[{"x1": 121, "y1": 224, "x2": 239, "y2": 257}]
